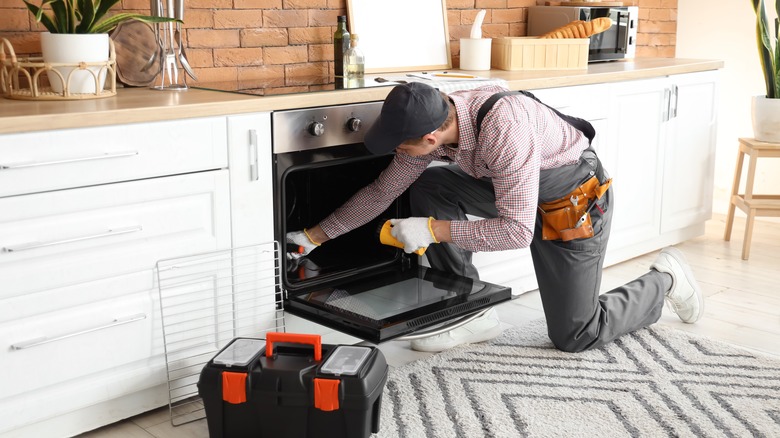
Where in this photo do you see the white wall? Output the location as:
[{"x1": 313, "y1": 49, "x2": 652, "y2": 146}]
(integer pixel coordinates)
[{"x1": 676, "y1": 0, "x2": 778, "y2": 216}]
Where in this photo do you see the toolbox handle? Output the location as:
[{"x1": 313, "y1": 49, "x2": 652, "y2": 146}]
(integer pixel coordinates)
[{"x1": 265, "y1": 332, "x2": 322, "y2": 361}]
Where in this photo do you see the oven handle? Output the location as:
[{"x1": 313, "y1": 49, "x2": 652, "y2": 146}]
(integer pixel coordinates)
[{"x1": 395, "y1": 307, "x2": 493, "y2": 341}]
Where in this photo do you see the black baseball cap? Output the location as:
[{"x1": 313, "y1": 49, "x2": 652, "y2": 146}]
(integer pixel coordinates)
[{"x1": 364, "y1": 82, "x2": 449, "y2": 155}]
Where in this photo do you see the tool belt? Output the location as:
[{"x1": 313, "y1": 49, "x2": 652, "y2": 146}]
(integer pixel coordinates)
[{"x1": 538, "y1": 176, "x2": 612, "y2": 241}]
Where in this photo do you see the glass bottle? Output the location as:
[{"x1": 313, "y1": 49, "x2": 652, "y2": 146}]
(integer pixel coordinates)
[
  {"x1": 333, "y1": 15, "x2": 350, "y2": 78},
  {"x1": 343, "y1": 34, "x2": 365, "y2": 79}
]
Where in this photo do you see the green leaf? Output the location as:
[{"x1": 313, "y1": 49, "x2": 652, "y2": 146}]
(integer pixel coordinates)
[
  {"x1": 774, "y1": 2, "x2": 779, "y2": 98},
  {"x1": 24, "y1": 0, "x2": 180, "y2": 34},
  {"x1": 753, "y1": 0, "x2": 777, "y2": 98},
  {"x1": 49, "y1": 0, "x2": 70, "y2": 33},
  {"x1": 90, "y1": 14, "x2": 180, "y2": 34},
  {"x1": 75, "y1": 0, "x2": 96, "y2": 33},
  {"x1": 23, "y1": 1, "x2": 58, "y2": 33},
  {"x1": 92, "y1": 0, "x2": 122, "y2": 29},
  {"x1": 69, "y1": 0, "x2": 78, "y2": 33}
]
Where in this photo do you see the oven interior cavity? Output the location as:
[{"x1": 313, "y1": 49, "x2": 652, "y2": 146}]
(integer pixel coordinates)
[{"x1": 283, "y1": 153, "x2": 404, "y2": 289}]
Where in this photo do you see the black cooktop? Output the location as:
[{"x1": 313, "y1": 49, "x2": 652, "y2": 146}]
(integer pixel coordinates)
[{"x1": 194, "y1": 75, "x2": 399, "y2": 97}]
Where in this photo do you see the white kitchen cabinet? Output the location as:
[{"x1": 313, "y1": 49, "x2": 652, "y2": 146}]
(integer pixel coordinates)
[
  {"x1": 227, "y1": 112, "x2": 274, "y2": 246},
  {"x1": 603, "y1": 77, "x2": 669, "y2": 258},
  {"x1": 224, "y1": 113, "x2": 282, "y2": 344},
  {"x1": 660, "y1": 71, "x2": 719, "y2": 234},
  {"x1": 0, "y1": 119, "x2": 235, "y2": 438},
  {"x1": 602, "y1": 71, "x2": 719, "y2": 264}
]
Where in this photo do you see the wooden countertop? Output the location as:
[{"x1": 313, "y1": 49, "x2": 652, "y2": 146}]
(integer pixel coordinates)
[{"x1": 0, "y1": 58, "x2": 723, "y2": 135}]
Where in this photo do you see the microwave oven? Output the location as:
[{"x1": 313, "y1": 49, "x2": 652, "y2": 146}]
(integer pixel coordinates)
[{"x1": 528, "y1": 6, "x2": 638, "y2": 62}]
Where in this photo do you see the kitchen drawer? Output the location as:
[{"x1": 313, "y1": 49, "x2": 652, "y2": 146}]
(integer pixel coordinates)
[
  {"x1": 0, "y1": 117, "x2": 228, "y2": 198},
  {"x1": 0, "y1": 291, "x2": 154, "y2": 401},
  {"x1": 0, "y1": 170, "x2": 232, "y2": 306},
  {"x1": 531, "y1": 83, "x2": 610, "y2": 121}
]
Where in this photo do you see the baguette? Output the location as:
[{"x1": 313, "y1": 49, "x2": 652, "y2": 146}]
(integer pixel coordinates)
[{"x1": 539, "y1": 17, "x2": 612, "y2": 39}]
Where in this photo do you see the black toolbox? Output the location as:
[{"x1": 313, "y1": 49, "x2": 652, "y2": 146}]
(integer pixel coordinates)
[{"x1": 198, "y1": 332, "x2": 388, "y2": 438}]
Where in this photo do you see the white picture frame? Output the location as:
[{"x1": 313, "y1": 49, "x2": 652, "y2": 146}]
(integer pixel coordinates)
[{"x1": 346, "y1": 0, "x2": 452, "y2": 73}]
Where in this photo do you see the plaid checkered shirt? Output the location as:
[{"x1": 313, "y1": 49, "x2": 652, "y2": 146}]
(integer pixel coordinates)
[{"x1": 318, "y1": 85, "x2": 591, "y2": 252}]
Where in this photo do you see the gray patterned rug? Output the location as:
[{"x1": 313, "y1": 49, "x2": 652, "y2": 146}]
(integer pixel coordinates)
[{"x1": 375, "y1": 319, "x2": 780, "y2": 438}]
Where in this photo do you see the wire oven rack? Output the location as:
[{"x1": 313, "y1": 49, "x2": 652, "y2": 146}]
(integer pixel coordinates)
[{"x1": 155, "y1": 242, "x2": 284, "y2": 426}]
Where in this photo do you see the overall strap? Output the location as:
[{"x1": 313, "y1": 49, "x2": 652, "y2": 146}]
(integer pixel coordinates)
[{"x1": 475, "y1": 90, "x2": 596, "y2": 143}]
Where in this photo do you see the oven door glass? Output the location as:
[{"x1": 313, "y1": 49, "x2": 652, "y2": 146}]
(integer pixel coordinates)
[{"x1": 284, "y1": 265, "x2": 511, "y2": 344}]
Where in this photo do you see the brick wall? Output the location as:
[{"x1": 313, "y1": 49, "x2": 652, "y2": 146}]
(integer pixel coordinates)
[{"x1": 0, "y1": 0, "x2": 676, "y2": 89}]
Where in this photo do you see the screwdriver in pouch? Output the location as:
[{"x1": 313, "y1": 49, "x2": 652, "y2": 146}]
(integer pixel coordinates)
[{"x1": 574, "y1": 199, "x2": 599, "y2": 228}]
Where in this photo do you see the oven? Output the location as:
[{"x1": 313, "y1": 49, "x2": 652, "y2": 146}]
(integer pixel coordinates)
[{"x1": 271, "y1": 102, "x2": 512, "y2": 343}]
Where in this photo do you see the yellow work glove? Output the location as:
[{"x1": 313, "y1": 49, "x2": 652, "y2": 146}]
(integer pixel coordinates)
[{"x1": 389, "y1": 217, "x2": 439, "y2": 254}]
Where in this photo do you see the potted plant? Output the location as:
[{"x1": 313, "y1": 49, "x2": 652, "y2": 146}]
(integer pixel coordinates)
[
  {"x1": 750, "y1": 0, "x2": 780, "y2": 142},
  {"x1": 24, "y1": 0, "x2": 177, "y2": 94}
]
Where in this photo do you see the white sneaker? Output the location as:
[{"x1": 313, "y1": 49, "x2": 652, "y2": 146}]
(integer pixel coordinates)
[
  {"x1": 650, "y1": 247, "x2": 704, "y2": 323},
  {"x1": 410, "y1": 307, "x2": 503, "y2": 353}
]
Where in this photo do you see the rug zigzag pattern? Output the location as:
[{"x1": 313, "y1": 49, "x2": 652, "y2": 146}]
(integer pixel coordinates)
[{"x1": 375, "y1": 320, "x2": 780, "y2": 438}]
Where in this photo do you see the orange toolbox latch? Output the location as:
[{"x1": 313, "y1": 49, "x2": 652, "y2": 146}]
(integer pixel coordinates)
[
  {"x1": 222, "y1": 371, "x2": 248, "y2": 404},
  {"x1": 313, "y1": 378, "x2": 340, "y2": 411}
]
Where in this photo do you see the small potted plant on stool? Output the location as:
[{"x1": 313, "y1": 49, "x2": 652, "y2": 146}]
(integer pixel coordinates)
[{"x1": 750, "y1": 0, "x2": 780, "y2": 143}]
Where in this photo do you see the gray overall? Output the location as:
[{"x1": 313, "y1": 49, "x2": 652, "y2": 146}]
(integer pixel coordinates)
[{"x1": 409, "y1": 95, "x2": 668, "y2": 353}]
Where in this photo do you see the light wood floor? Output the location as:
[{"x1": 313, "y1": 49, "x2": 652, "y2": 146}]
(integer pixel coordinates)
[
  {"x1": 600, "y1": 213, "x2": 780, "y2": 359},
  {"x1": 78, "y1": 214, "x2": 780, "y2": 438}
]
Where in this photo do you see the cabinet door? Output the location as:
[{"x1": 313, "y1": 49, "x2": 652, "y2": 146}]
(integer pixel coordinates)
[
  {"x1": 660, "y1": 71, "x2": 719, "y2": 232},
  {"x1": 603, "y1": 77, "x2": 669, "y2": 251},
  {"x1": 227, "y1": 113, "x2": 274, "y2": 246},
  {"x1": 225, "y1": 113, "x2": 279, "y2": 332}
]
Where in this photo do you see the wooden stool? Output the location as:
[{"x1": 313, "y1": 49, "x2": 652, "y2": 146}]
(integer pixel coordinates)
[{"x1": 724, "y1": 137, "x2": 780, "y2": 260}]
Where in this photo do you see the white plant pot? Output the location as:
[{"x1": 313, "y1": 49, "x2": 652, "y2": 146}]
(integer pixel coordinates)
[
  {"x1": 751, "y1": 95, "x2": 780, "y2": 143},
  {"x1": 40, "y1": 32, "x2": 109, "y2": 94}
]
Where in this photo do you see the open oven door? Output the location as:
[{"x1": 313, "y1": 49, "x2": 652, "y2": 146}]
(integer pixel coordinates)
[
  {"x1": 284, "y1": 263, "x2": 511, "y2": 344},
  {"x1": 275, "y1": 144, "x2": 512, "y2": 344}
]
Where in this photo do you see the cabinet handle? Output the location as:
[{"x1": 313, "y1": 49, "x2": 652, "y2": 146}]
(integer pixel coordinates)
[
  {"x1": 662, "y1": 88, "x2": 671, "y2": 122},
  {"x1": 10, "y1": 313, "x2": 147, "y2": 350},
  {"x1": 1, "y1": 225, "x2": 142, "y2": 253},
  {"x1": 670, "y1": 85, "x2": 679, "y2": 119},
  {"x1": 0, "y1": 150, "x2": 138, "y2": 170},
  {"x1": 249, "y1": 129, "x2": 259, "y2": 181}
]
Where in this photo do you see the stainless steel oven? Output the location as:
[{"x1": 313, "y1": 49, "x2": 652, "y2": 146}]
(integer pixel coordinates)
[
  {"x1": 272, "y1": 102, "x2": 512, "y2": 343},
  {"x1": 528, "y1": 6, "x2": 638, "y2": 62}
]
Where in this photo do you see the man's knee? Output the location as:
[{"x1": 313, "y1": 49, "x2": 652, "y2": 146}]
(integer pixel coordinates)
[{"x1": 548, "y1": 327, "x2": 597, "y2": 353}]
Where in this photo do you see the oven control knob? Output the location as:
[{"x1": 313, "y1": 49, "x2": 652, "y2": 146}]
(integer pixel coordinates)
[
  {"x1": 307, "y1": 121, "x2": 325, "y2": 136},
  {"x1": 346, "y1": 117, "x2": 362, "y2": 132}
]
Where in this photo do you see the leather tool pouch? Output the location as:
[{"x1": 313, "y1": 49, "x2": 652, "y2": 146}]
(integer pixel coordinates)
[{"x1": 538, "y1": 176, "x2": 612, "y2": 241}]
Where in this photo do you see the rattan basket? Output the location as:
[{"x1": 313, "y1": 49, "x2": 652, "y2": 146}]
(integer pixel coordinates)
[{"x1": 1, "y1": 37, "x2": 117, "y2": 100}]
